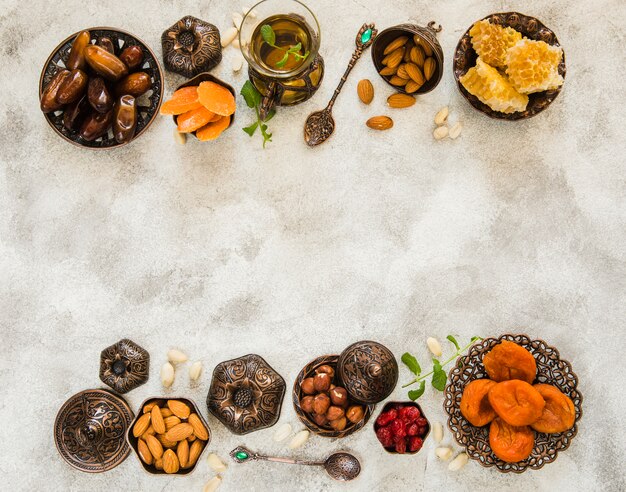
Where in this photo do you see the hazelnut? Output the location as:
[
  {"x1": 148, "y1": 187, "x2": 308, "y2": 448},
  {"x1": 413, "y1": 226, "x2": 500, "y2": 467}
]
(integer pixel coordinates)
[
  {"x1": 315, "y1": 364, "x2": 335, "y2": 379},
  {"x1": 312, "y1": 413, "x2": 329, "y2": 427},
  {"x1": 313, "y1": 393, "x2": 331, "y2": 415},
  {"x1": 326, "y1": 406, "x2": 345, "y2": 421},
  {"x1": 346, "y1": 405, "x2": 365, "y2": 424},
  {"x1": 329, "y1": 387, "x2": 348, "y2": 407},
  {"x1": 313, "y1": 373, "x2": 331, "y2": 392},
  {"x1": 329, "y1": 416, "x2": 347, "y2": 431},
  {"x1": 301, "y1": 377, "x2": 316, "y2": 395},
  {"x1": 300, "y1": 396, "x2": 315, "y2": 413}
]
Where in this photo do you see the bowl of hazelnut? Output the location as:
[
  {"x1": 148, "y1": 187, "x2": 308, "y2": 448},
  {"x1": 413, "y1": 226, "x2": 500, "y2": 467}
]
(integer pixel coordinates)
[{"x1": 293, "y1": 355, "x2": 374, "y2": 438}]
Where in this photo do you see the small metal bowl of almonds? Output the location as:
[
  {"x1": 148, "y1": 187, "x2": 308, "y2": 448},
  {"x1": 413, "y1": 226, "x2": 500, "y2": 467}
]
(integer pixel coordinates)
[
  {"x1": 126, "y1": 397, "x2": 211, "y2": 475},
  {"x1": 372, "y1": 22, "x2": 444, "y2": 95}
]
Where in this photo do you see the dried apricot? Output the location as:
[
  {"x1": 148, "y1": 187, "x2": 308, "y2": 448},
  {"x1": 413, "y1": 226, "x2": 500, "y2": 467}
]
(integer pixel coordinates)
[
  {"x1": 196, "y1": 116, "x2": 231, "y2": 141},
  {"x1": 160, "y1": 87, "x2": 202, "y2": 115},
  {"x1": 197, "y1": 81, "x2": 236, "y2": 116},
  {"x1": 531, "y1": 384, "x2": 575, "y2": 433},
  {"x1": 483, "y1": 340, "x2": 536, "y2": 383},
  {"x1": 460, "y1": 379, "x2": 497, "y2": 426},
  {"x1": 489, "y1": 418, "x2": 534, "y2": 463},
  {"x1": 176, "y1": 106, "x2": 217, "y2": 133},
  {"x1": 488, "y1": 380, "x2": 545, "y2": 426}
]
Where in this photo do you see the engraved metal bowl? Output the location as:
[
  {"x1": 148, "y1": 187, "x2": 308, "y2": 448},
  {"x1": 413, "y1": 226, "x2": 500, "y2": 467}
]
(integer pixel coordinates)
[
  {"x1": 126, "y1": 396, "x2": 210, "y2": 475},
  {"x1": 54, "y1": 389, "x2": 134, "y2": 473},
  {"x1": 39, "y1": 27, "x2": 163, "y2": 149},
  {"x1": 293, "y1": 355, "x2": 374, "y2": 438},
  {"x1": 443, "y1": 334, "x2": 582, "y2": 473},
  {"x1": 453, "y1": 12, "x2": 566, "y2": 120},
  {"x1": 99, "y1": 338, "x2": 149, "y2": 394}
]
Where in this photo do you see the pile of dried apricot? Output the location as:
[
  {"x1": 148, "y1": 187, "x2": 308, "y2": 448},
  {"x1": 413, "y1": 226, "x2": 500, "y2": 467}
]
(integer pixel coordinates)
[
  {"x1": 161, "y1": 81, "x2": 236, "y2": 141},
  {"x1": 460, "y1": 340, "x2": 576, "y2": 463}
]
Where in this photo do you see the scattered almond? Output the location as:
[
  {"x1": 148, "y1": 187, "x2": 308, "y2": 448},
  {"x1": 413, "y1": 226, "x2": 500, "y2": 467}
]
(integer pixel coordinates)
[
  {"x1": 366, "y1": 116, "x2": 394, "y2": 131},
  {"x1": 189, "y1": 361, "x2": 203, "y2": 381},
  {"x1": 167, "y1": 349, "x2": 188, "y2": 364},
  {"x1": 288, "y1": 430, "x2": 310, "y2": 449},
  {"x1": 435, "y1": 446, "x2": 454, "y2": 460},
  {"x1": 161, "y1": 362, "x2": 175, "y2": 387},
  {"x1": 273, "y1": 423, "x2": 292, "y2": 442},
  {"x1": 357, "y1": 79, "x2": 374, "y2": 104},
  {"x1": 427, "y1": 337, "x2": 443, "y2": 357},
  {"x1": 203, "y1": 476, "x2": 222, "y2": 492},
  {"x1": 434, "y1": 107, "x2": 449, "y2": 126},
  {"x1": 232, "y1": 13, "x2": 244, "y2": 30},
  {"x1": 242, "y1": 6, "x2": 255, "y2": 18},
  {"x1": 207, "y1": 452, "x2": 228, "y2": 472},
  {"x1": 387, "y1": 93, "x2": 416, "y2": 108},
  {"x1": 232, "y1": 55, "x2": 244, "y2": 72},
  {"x1": 221, "y1": 27, "x2": 238, "y2": 47},
  {"x1": 448, "y1": 452, "x2": 469, "y2": 471},
  {"x1": 433, "y1": 126, "x2": 449, "y2": 140},
  {"x1": 449, "y1": 122, "x2": 463, "y2": 139},
  {"x1": 433, "y1": 421, "x2": 444, "y2": 443}
]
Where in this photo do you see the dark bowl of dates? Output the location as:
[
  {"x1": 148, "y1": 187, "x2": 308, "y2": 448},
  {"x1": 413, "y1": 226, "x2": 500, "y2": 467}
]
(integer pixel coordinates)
[
  {"x1": 371, "y1": 23, "x2": 444, "y2": 96},
  {"x1": 126, "y1": 396, "x2": 210, "y2": 475},
  {"x1": 172, "y1": 72, "x2": 236, "y2": 140},
  {"x1": 374, "y1": 402, "x2": 430, "y2": 455},
  {"x1": 39, "y1": 27, "x2": 163, "y2": 149},
  {"x1": 293, "y1": 355, "x2": 374, "y2": 438}
]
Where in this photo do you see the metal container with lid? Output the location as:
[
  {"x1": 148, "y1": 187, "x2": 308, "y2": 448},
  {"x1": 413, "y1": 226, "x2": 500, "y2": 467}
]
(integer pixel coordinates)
[
  {"x1": 99, "y1": 338, "x2": 150, "y2": 394},
  {"x1": 337, "y1": 340, "x2": 398, "y2": 404}
]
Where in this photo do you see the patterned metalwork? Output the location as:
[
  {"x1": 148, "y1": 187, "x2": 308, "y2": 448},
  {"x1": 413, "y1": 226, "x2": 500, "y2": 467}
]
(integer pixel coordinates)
[
  {"x1": 54, "y1": 389, "x2": 133, "y2": 473},
  {"x1": 304, "y1": 23, "x2": 376, "y2": 146},
  {"x1": 207, "y1": 354, "x2": 285, "y2": 435},
  {"x1": 293, "y1": 355, "x2": 374, "y2": 438},
  {"x1": 99, "y1": 338, "x2": 149, "y2": 394},
  {"x1": 453, "y1": 12, "x2": 566, "y2": 120},
  {"x1": 337, "y1": 340, "x2": 398, "y2": 404},
  {"x1": 39, "y1": 27, "x2": 163, "y2": 149},
  {"x1": 443, "y1": 334, "x2": 583, "y2": 473},
  {"x1": 161, "y1": 16, "x2": 222, "y2": 78},
  {"x1": 371, "y1": 22, "x2": 444, "y2": 95}
]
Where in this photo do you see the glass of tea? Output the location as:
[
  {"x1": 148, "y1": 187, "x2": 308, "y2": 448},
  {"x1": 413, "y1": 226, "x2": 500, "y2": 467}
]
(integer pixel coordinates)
[{"x1": 240, "y1": 0, "x2": 324, "y2": 118}]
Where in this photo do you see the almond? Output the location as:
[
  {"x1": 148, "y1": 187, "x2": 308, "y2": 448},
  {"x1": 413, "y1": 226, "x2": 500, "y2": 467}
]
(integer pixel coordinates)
[
  {"x1": 405, "y1": 80, "x2": 422, "y2": 93},
  {"x1": 154, "y1": 458, "x2": 163, "y2": 470},
  {"x1": 383, "y1": 36, "x2": 408, "y2": 55},
  {"x1": 163, "y1": 449, "x2": 180, "y2": 474},
  {"x1": 188, "y1": 413, "x2": 209, "y2": 441},
  {"x1": 177, "y1": 439, "x2": 190, "y2": 468},
  {"x1": 137, "y1": 439, "x2": 153, "y2": 465},
  {"x1": 132, "y1": 413, "x2": 151, "y2": 438},
  {"x1": 424, "y1": 57, "x2": 436, "y2": 81},
  {"x1": 157, "y1": 433, "x2": 178, "y2": 449},
  {"x1": 165, "y1": 423, "x2": 194, "y2": 442},
  {"x1": 203, "y1": 476, "x2": 222, "y2": 492},
  {"x1": 141, "y1": 426, "x2": 156, "y2": 441},
  {"x1": 189, "y1": 361, "x2": 203, "y2": 381},
  {"x1": 403, "y1": 42, "x2": 414, "y2": 62},
  {"x1": 188, "y1": 434, "x2": 196, "y2": 442},
  {"x1": 160, "y1": 362, "x2": 175, "y2": 388},
  {"x1": 396, "y1": 64, "x2": 409, "y2": 80},
  {"x1": 357, "y1": 79, "x2": 374, "y2": 104},
  {"x1": 167, "y1": 349, "x2": 188, "y2": 364},
  {"x1": 387, "y1": 93, "x2": 416, "y2": 108},
  {"x1": 167, "y1": 400, "x2": 191, "y2": 419},
  {"x1": 143, "y1": 402, "x2": 157, "y2": 414},
  {"x1": 187, "y1": 439, "x2": 204, "y2": 468},
  {"x1": 379, "y1": 66, "x2": 397, "y2": 76},
  {"x1": 405, "y1": 63, "x2": 425, "y2": 86},
  {"x1": 449, "y1": 121, "x2": 463, "y2": 139},
  {"x1": 145, "y1": 434, "x2": 164, "y2": 459},
  {"x1": 366, "y1": 116, "x2": 393, "y2": 131},
  {"x1": 161, "y1": 408, "x2": 173, "y2": 418},
  {"x1": 164, "y1": 415, "x2": 181, "y2": 430},
  {"x1": 410, "y1": 45, "x2": 425, "y2": 67},
  {"x1": 151, "y1": 405, "x2": 166, "y2": 435},
  {"x1": 207, "y1": 452, "x2": 227, "y2": 472},
  {"x1": 389, "y1": 76, "x2": 409, "y2": 86},
  {"x1": 385, "y1": 48, "x2": 405, "y2": 68},
  {"x1": 414, "y1": 35, "x2": 433, "y2": 56},
  {"x1": 433, "y1": 126, "x2": 449, "y2": 140}
]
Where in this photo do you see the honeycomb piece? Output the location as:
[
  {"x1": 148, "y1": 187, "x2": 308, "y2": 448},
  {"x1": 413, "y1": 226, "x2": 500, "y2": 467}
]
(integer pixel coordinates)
[
  {"x1": 460, "y1": 58, "x2": 528, "y2": 113},
  {"x1": 506, "y1": 38, "x2": 564, "y2": 94},
  {"x1": 469, "y1": 19, "x2": 522, "y2": 67}
]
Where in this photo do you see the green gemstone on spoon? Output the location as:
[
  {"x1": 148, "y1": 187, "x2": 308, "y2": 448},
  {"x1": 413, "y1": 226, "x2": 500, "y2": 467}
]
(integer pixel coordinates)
[
  {"x1": 361, "y1": 29, "x2": 372, "y2": 43},
  {"x1": 236, "y1": 451, "x2": 249, "y2": 460}
]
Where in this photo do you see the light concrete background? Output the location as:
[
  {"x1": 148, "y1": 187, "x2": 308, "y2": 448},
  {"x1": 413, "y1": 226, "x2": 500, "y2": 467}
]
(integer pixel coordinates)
[{"x1": 1, "y1": 0, "x2": 625, "y2": 490}]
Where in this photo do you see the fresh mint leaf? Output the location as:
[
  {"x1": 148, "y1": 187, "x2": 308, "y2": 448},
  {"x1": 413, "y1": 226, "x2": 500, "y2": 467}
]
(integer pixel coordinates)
[
  {"x1": 260, "y1": 24, "x2": 275, "y2": 46},
  {"x1": 243, "y1": 122, "x2": 258, "y2": 136},
  {"x1": 264, "y1": 109, "x2": 276, "y2": 122},
  {"x1": 401, "y1": 353, "x2": 421, "y2": 375},
  {"x1": 447, "y1": 335, "x2": 460, "y2": 351},
  {"x1": 241, "y1": 80, "x2": 261, "y2": 109},
  {"x1": 471, "y1": 336, "x2": 482, "y2": 342},
  {"x1": 275, "y1": 52, "x2": 290, "y2": 68},
  {"x1": 408, "y1": 381, "x2": 426, "y2": 401},
  {"x1": 432, "y1": 359, "x2": 447, "y2": 391}
]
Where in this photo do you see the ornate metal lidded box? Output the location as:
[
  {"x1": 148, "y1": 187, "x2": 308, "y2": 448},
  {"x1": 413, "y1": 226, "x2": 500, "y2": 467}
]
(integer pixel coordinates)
[
  {"x1": 99, "y1": 338, "x2": 149, "y2": 394},
  {"x1": 162, "y1": 16, "x2": 222, "y2": 78},
  {"x1": 207, "y1": 354, "x2": 286, "y2": 435},
  {"x1": 54, "y1": 389, "x2": 134, "y2": 472}
]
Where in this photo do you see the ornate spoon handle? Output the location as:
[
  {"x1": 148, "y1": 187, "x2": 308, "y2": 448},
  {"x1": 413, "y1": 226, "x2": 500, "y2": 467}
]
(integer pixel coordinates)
[
  {"x1": 230, "y1": 446, "x2": 322, "y2": 467},
  {"x1": 326, "y1": 23, "x2": 377, "y2": 111}
]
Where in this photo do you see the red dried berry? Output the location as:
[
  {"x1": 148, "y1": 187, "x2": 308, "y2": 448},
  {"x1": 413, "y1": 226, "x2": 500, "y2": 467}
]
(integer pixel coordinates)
[
  {"x1": 376, "y1": 426, "x2": 394, "y2": 448},
  {"x1": 389, "y1": 419, "x2": 406, "y2": 438},
  {"x1": 376, "y1": 409, "x2": 397, "y2": 427},
  {"x1": 408, "y1": 436, "x2": 423, "y2": 452},
  {"x1": 395, "y1": 438, "x2": 407, "y2": 454},
  {"x1": 407, "y1": 423, "x2": 419, "y2": 436},
  {"x1": 416, "y1": 417, "x2": 428, "y2": 427}
]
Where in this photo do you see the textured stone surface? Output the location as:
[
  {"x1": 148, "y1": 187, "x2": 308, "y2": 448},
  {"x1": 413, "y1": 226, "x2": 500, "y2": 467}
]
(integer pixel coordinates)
[{"x1": 1, "y1": 0, "x2": 625, "y2": 490}]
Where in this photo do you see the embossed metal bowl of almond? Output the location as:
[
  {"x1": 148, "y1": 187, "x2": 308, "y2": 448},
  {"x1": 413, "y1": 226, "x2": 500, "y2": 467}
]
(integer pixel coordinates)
[
  {"x1": 126, "y1": 397, "x2": 210, "y2": 475},
  {"x1": 371, "y1": 23, "x2": 444, "y2": 95}
]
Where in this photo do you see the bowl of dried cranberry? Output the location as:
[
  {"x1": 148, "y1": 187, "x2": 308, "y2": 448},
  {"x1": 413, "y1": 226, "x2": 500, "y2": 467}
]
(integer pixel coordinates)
[{"x1": 374, "y1": 402, "x2": 430, "y2": 454}]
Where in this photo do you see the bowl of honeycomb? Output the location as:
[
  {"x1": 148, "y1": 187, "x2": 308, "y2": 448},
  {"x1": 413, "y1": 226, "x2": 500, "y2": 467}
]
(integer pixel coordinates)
[{"x1": 453, "y1": 12, "x2": 566, "y2": 120}]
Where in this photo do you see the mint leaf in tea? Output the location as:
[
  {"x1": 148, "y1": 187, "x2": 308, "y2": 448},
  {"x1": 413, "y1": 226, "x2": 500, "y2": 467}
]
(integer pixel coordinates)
[{"x1": 252, "y1": 15, "x2": 312, "y2": 72}]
